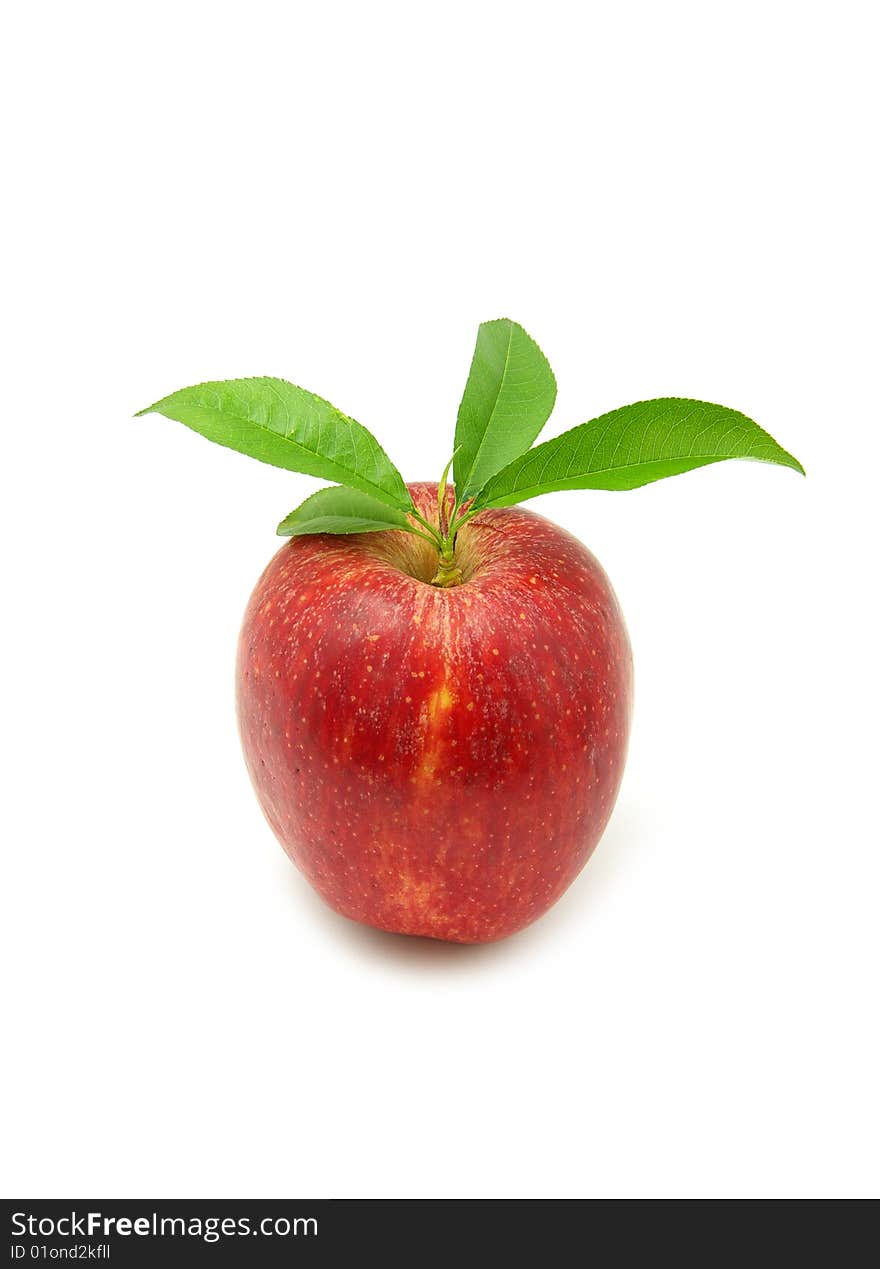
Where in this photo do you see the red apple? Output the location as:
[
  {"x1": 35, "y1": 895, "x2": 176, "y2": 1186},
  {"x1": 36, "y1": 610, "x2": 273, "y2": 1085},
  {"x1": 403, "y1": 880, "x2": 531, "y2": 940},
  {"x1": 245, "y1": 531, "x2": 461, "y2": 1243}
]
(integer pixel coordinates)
[{"x1": 236, "y1": 482, "x2": 632, "y2": 943}]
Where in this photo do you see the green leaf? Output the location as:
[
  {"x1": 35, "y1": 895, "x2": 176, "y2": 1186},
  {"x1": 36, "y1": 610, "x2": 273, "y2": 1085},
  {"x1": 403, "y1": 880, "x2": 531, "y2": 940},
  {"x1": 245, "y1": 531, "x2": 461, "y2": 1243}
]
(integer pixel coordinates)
[
  {"x1": 276, "y1": 486, "x2": 414, "y2": 537},
  {"x1": 453, "y1": 319, "x2": 557, "y2": 499},
  {"x1": 137, "y1": 377, "x2": 412, "y2": 511},
  {"x1": 473, "y1": 398, "x2": 805, "y2": 509}
]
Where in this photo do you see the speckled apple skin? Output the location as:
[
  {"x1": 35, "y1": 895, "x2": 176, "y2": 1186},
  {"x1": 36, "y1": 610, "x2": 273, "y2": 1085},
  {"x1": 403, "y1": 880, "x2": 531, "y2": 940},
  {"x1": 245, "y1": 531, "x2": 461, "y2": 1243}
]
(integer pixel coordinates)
[{"x1": 236, "y1": 483, "x2": 632, "y2": 943}]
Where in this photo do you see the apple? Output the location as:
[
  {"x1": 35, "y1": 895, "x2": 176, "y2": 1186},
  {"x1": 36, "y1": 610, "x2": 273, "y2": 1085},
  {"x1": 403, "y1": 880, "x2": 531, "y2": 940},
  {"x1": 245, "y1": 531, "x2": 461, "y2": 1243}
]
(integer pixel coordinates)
[
  {"x1": 236, "y1": 482, "x2": 632, "y2": 943},
  {"x1": 140, "y1": 316, "x2": 802, "y2": 944}
]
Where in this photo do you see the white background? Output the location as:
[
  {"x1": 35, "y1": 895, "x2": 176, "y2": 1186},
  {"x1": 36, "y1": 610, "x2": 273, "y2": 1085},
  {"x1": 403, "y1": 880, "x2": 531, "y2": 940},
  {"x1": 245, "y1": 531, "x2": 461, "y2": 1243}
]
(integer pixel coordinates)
[{"x1": 2, "y1": 2, "x2": 878, "y2": 1199}]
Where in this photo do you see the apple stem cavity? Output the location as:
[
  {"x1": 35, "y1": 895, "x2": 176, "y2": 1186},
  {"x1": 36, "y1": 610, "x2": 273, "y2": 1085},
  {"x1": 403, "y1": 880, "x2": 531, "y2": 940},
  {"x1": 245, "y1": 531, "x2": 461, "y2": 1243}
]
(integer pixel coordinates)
[{"x1": 399, "y1": 461, "x2": 471, "y2": 586}]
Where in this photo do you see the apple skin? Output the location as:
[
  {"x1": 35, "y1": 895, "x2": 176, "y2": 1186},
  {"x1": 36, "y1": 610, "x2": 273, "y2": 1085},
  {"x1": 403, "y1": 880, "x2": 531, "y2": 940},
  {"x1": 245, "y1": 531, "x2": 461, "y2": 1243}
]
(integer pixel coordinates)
[{"x1": 236, "y1": 482, "x2": 632, "y2": 943}]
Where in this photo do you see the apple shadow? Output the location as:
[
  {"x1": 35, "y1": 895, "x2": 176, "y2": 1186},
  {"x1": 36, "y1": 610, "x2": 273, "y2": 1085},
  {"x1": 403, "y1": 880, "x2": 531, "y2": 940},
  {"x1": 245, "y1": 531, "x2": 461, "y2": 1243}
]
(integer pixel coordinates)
[{"x1": 282, "y1": 796, "x2": 647, "y2": 971}]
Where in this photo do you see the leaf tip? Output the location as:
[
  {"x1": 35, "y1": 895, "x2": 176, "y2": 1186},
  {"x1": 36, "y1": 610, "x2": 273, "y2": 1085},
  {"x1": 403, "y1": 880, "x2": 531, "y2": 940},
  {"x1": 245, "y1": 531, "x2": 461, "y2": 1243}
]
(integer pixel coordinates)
[
  {"x1": 134, "y1": 396, "x2": 170, "y2": 418},
  {"x1": 776, "y1": 447, "x2": 806, "y2": 477}
]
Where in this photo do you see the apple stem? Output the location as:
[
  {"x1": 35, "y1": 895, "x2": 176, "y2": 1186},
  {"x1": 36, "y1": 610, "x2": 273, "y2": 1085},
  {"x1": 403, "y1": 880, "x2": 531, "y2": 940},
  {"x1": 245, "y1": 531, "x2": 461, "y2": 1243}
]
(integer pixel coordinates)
[
  {"x1": 407, "y1": 510, "x2": 463, "y2": 586},
  {"x1": 404, "y1": 466, "x2": 476, "y2": 586},
  {"x1": 430, "y1": 549, "x2": 463, "y2": 588},
  {"x1": 449, "y1": 505, "x2": 478, "y2": 536}
]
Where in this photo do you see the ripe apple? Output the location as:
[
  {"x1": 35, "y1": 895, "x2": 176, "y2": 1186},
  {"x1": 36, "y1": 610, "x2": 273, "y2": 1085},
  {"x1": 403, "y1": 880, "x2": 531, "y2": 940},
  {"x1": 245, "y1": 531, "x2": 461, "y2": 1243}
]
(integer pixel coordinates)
[
  {"x1": 236, "y1": 482, "x2": 632, "y2": 943},
  {"x1": 141, "y1": 318, "x2": 802, "y2": 944}
]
